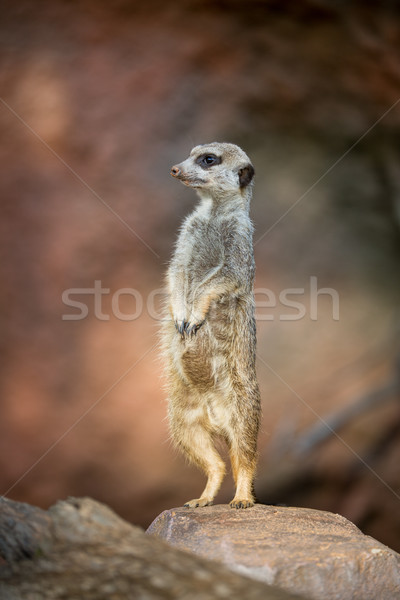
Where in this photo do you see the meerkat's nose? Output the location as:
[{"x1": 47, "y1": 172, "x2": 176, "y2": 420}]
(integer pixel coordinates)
[{"x1": 171, "y1": 166, "x2": 181, "y2": 177}]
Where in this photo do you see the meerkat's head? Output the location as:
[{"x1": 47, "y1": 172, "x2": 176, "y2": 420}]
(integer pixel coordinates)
[{"x1": 170, "y1": 142, "x2": 254, "y2": 199}]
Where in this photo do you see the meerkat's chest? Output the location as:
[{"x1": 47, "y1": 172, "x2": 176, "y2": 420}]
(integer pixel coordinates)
[{"x1": 173, "y1": 215, "x2": 224, "y2": 270}]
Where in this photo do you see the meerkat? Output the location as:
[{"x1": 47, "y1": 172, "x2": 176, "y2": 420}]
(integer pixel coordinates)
[{"x1": 162, "y1": 142, "x2": 261, "y2": 509}]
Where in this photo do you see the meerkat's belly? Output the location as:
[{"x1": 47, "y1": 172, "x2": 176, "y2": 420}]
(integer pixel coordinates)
[
  {"x1": 173, "y1": 326, "x2": 221, "y2": 390},
  {"x1": 173, "y1": 389, "x2": 232, "y2": 438},
  {"x1": 171, "y1": 316, "x2": 236, "y2": 390},
  {"x1": 166, "y1": 287, "x2": 252, "y2": 394}
]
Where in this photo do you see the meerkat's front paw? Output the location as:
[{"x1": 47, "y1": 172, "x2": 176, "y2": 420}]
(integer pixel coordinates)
[
  {"x1": 185, "y1": 319, "x2": 205, "y2": 337},
  {"x1": 174, "y1": 319, "x2": 188, "y2": 336},
  {"x1": 174, "y1": 319, "x2": 205, "y2": 339},
  {"x1": 184, "y1": 497, "x2": 213, "y2": 508},
  {"x1": 229, "y1": 498, "x2": 254, "y2": 509},
  {"x1": 172, "y1": 301, "x2": 188, "y2": 335}
]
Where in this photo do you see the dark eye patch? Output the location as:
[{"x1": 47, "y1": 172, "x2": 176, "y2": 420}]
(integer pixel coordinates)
[{"x1": 195, "y1": 153, "x2": 222, "y2": 169}]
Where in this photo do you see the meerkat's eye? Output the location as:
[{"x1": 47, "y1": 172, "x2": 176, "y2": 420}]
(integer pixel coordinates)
[{"x1": 196, "y1": 153, "x2": 222, "y2": 169}]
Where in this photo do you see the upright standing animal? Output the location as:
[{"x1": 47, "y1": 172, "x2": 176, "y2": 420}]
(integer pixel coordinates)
[{"x1": 162, "y1": 142, "x2": 261, "y2": 509}]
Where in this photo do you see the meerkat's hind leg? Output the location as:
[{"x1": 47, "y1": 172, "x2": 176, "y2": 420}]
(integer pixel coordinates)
[
  {"x1": 228, "y1": 438, "x2": 257, "y2": 509},
  {"x1": 176, "y1": 424, "x2": 226, "y2": 508},
  {"x1": 230, "y1": 466, "x2": 256, "y2": 509}
]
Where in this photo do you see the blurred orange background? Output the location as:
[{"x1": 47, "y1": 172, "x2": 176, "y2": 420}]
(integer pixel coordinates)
[{"x1": 1, "y1": 1, "x2": 399, "y2": 550}]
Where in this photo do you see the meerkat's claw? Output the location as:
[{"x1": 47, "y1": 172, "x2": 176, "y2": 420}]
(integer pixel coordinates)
[
  {"x1": 230, "y1": 499, "x2": 254, "y2": 509},
  {"x1": 175, "y1": 320, "x2": 205, "y2": 339},
  {"x1": 187, "y1": 320, "x2": 205, "y2": 337},
  {"x1": 175, "y1": 320, "x2": 188, "y2": 337}
]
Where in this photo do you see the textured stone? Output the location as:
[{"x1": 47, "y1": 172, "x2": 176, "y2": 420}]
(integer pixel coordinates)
[
  {"x1": 147, "y1": 504, "x2": 400, "y2": 600},
  {"x1": 0, "y1": 497, "x2": 304, "y2": 600}
]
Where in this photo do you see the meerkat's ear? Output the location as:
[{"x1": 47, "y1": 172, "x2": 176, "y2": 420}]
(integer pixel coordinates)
[{"x1": 238, "y1": 164, "x2": 255, "y2": 188}]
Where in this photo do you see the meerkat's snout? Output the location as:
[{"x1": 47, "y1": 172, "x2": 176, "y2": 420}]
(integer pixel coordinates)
[{"x1": 171, "y1": 165, "x2": 181, "y2": 177}]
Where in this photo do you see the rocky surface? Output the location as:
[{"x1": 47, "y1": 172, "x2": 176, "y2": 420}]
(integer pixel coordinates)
[
  {"x1": 0, "y1": 496, "x2": 305, "y2": 600},
  {"x1": 147, "y1": 503, "x2": 400, "y2": 600}
]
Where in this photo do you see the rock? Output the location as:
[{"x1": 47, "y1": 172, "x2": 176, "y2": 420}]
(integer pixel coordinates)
[
  {"x1": 0, "y1": 498, "x2": 52, "y2": 562},
  {"x1": 0, "y1": 497, "x2": 304, "y2": 600},
  {"x1": 147, "y1": 504, "x2": 400, "y2": 600}
]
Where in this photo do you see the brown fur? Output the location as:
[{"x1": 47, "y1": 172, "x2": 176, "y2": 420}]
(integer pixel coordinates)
[{"x1": 161, "y1": 142, "x2": 261, "y2": 508}]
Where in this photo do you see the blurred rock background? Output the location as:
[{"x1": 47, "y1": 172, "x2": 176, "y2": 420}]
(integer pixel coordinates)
[{"x1": 1, "y1": 0, "x2": 399, "y2": 550}]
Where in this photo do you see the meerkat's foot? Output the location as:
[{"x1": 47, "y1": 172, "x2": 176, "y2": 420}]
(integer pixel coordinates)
[
  {"x1": 229, "y1": 498, "x2": 254, "y2": 509},
  {"x1": 184, "y1": 497, "x2": 213, "y2": 508}
]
